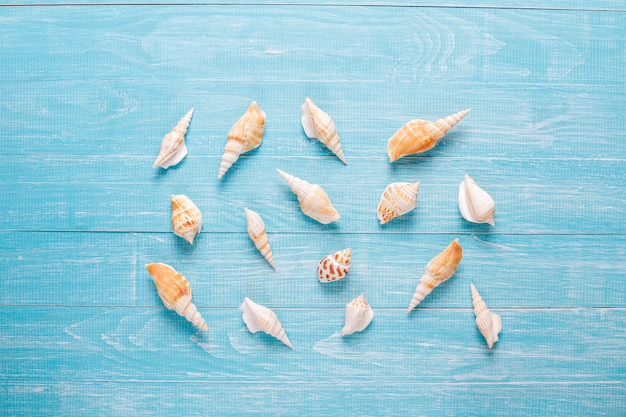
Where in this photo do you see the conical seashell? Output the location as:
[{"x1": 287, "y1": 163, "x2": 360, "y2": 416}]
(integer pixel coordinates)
[
  {"x1": 239, "y1": 297, "x2": 292, "y2": 348},
  {"x1": 458, "y1": 175, "x2": 495, "y2": 226},
  {"x1": 218, "y1": 101, "x2": 266, "y2": 179},
  {"x1": 377, "y1": 181, "x2": 420, "y2": 224},
  {"x1": 276, "y1": 169, "x2": 340, "y2": 224},
  {"x1": 145, "y1": 263, "x2": 208, "y2": 332},
  {"x1": 317, "y1": 248, "x2": 351, "y2": 283},
  {"x1": 408, "y1": 239, "x2": 463, "y2": 312},
  {"x1": 244, "y1": 207, "x2": 276, "y2": 269},
  {"x1": 171, "y1": 194, "x2": 203, "y2": 244},
  {"x1": 387, "y1": 109, "x2": 470, "y2": 162},
  {"x1": 470, "y1": 283, "x2": 502, "y2": 348},
  {"x1": 341, "y1": 294, "x2": 374, "y2": 336},
  {"x1": 153, "y1": 108, "x2": 194, "y2": 169},
  {"x1": 301, "y1": 97, "x2": 346, "y2": 164}
]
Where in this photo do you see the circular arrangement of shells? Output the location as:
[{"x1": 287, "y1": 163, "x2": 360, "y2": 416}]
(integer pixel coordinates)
[{"x1": 147, "y1": 98, "x2": 500, "y2": 350}]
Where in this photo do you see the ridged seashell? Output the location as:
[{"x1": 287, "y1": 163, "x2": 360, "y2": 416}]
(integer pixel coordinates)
[
  {"x1": 471, "y1": 283, "x2": 502, "y2": 348},
  {"x1": 276, "y1": 169, "x2": 340, "y2": 224},
  {"x1": 317, "y1": 248, "x2": 351, "y2": 283},
  {"x1": 218, "y1": 101, "x2": 266, "y2": 179},
  {"x1": 145, "y1": 263, "x2": 208, "y2": 332},
  {"x1": 301, "y1": 97, "x2": 346, "y2": 164},
  {"x1": 171, "y1": 194, "x2": 202, "y2": 244},
  {"x1": 377, "y1": 181, "x2": 420, "y2": 224},
  {"x1": 239, "y1": 297, "x2": 292, "y2": 348},
  {"x1": 408, "y1": 239, "x2": 463, "y2": 312},
  {"x1": 244, "y1": 207, "x2": 276, "y2": 270},
  {"x1": 387, "y1": 109, "x2": 470, "y2": 162},
  {"x1": 341, "y1": 294, "x2": 374, "y2": 336},
  {"x1": 458, "y1": 175, "x2": 495, "y2": 226},
  {"x1": 153, "y1": 108, "x2": 194, "y2": 169}
]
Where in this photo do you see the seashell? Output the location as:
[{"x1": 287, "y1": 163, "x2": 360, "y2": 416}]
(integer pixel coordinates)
[
  {"x1": 317, "y1": 248, "x2": 351, "y2": 283},
  {"x1": 218, "y1": 101, "x2": 266, "y2": 179},
  {"x1": 239, "y1": 297, "x2": 292, "y2": 348},
  {"x1": 276, "y1": 169, "x2": 340, "y2": 224},
  {"x1": 458, "y1": 175, "x2": 495, "y2": 226},
  {"x1": 387, "y1": 109, "x2": 470, "y2": 162},
  {"x1": 377, "y1": 181, "x2": 420, "y2": 224},
  {"x1": 341, "y1": 294, "x2": 374, "y2": 336},
  {"x1": 244, "y1": 207, "x2": 276, "y2": 270},
  {"x1": 470, "y1": 283, "x2": 501, "y2": 348},
  {"x1": 301, "y1": 97, "x2": 346, "y2": 164},
  {"x1": 408, "y1": 239, "x2": 463, "y2": 312},
  {"x1": 153, "y1": 108, "x2": 194, "y2": 169},
  {"x1": 171, "y1": 194, "x2": 203, "y2": 244},
  {"x1": 145, "y1": 263, "x2": 208, "y2": 332}
]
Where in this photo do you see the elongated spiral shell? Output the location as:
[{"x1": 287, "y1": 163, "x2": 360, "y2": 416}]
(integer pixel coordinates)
[
  {"x1": 377, "y1": 181, "x2": 420, "y2": 224},
  {"x1": 244, "y1": 207, "x2": 276, "y2": 269},
  {"x1": 239, "y1": 297, "x2": 293, "y2": 348},
  {"x1": 301, "y1": 97, "x2": 346, "y2": 164},
  {"x1": 153, "y1": 108, "x2": 194, "y2": 169},
  {"x1": 317, "y1": 248, "x2": 351, "y2": 283},
  {"x1": 171, "y1": 194, "x2": 202, "y2": 244},
  {"x1": 145, "y1": 263, "x2": 208, "y2": 332},
  {"x1": 408, "y1": 239, "x2": 463, "y2": 312},
  {"x1": 342, "y1": 294, "x2": 374, "y2": 336},
  {"x1": 276, "y1": 169, "x2": 340, "y2": 224},
  {"x1": 458, "y1": 175, "x2": 495, "y2": 226},
  {"x1": 387, "y1": 109, "x2": 470, "y2": 162},
  {"x1": 471, "y1": 283, "x2": 502, "y2": 348},
  {"x1": 218, "y1": 101, "x2": 266, "y2": 179}
]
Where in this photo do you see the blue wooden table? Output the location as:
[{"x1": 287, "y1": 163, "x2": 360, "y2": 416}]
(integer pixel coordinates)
[{"x1": 1, "y1": 1, "x2": 625, "y2": 416}]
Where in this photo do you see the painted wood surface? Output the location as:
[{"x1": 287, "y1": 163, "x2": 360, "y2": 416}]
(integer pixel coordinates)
[{"x1": 1, "y1": 2, "x2": 625, "y2": 416}]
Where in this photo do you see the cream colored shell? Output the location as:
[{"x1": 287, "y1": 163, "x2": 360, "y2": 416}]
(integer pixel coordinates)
[
  {"x1": 239, "y1": 297, "x2": 293, "y2": 348},
  {"x1": 377, "y1": 182, "x2": 420, "y2": 224},
  {"x1": 301, "y1": 97, "x2": 346, "y2": 164},
  {"x1": 471, "y1": 283, "x2": 502, "y2": 348},
  {"x1": 458, "y1": 175, "x2": 495, "y2": 226},
  {"x1": 171, "y1": 194, "x2": 203, "y2": 244},
  {"x1": 153, "y1": 108, "x2": 194, "y2": 169},
  {"x1": 342, "y1": 294, "x2": 374, "y2": 336},
  {"x1": 244, "y1": 207, "x2": 276, "y2": 269},
  {"x1": 276, "y1": 169, "x2": 340, "y2": 224},
  {"x1": 317, "y1": 248, "x2": 351, "y2": 283}
]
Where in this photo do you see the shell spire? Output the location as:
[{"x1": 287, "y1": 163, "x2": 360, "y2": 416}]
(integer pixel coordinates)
[
  {"x1": 171, "y1": 194, "x2": 203, "y2": 244},
  {"x1": 276, "y1": 169, "x2": 340, "y2": 224},
  {"x1": 145, "y1": 263, "x2": 208, "y2": 332},
  {"x1": 408, "y1": 239, "x2": 463, "y2": 312},
  {"x1": 377, "y1": 181, "x2": 420, "y2": 224},
  {"x1": 471, "y1": 283, "x2": 502, "y2": 348},
  {"x1": 387, "y1": 109, "x2": 470, "y2": 162},
  {"x1": 317, "y1": 248, "x2": 351, "y2": 283},
  {"x1": 458, "y1": 175, "x2": 495, "y2": 226},
  {"x1": 244, "y1": 207, "x2": 276, "y2": 269},
  {"x1": 301, "y1": 97, "x2": 346, "y2": 164},
  {"x1": 341, "y1": 294, "x2": 374, "y2": 336},
  {"x1": 153, "y1": 108, "x2": 194, "y2": 169},
  {"x1": 239, "y1": 297, "x2": 292, "y2": 348}
]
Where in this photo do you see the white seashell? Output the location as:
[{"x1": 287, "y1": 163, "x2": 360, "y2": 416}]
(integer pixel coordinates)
[
  {"x1": 408, "y1": 239, "x2": 463, "y2": 312},
  {"x1": 470, "y1": 283, "x2": 501, "y2": 348},
  {"x1": 301, "y1": 97, "x2": 346, "y2": 164},
  {"x1": 239, "y1": 297, "x2": 292, "y2": 348},
  {"x1": 218, "y1": 101, "x2": 266, "y2": 179},
  {"x1": 171, "y1": 194, "x2": 203, "y2": 244},
  {"x1": 153, "y1": 108, "x2": 194, "y2": 169},
  {"x1": 145, "y1": 263, "x2": 208, "y2": 332},
  {"x1": 276, "y1": 169, "x2": 340, "y2": 224},
  {"x1": 341, "y1": 294, "x2": 374, "y2": 336},
  {"x1": 377, "y1": 181, "x2": 420, "y2": 224},
  {"x1": 317, "y1": 248, "x2": 351, "y2": 283},
  {"x1": 458, "y1": 175, "x2": 495, "y2": 226},
  {"x1": 244, "y1": 207, "x2": 276, "y2": 269}
]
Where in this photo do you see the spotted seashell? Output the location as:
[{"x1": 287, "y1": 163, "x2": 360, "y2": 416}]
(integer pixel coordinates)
[
  {"x1": 239, "y1": 297, "x2": 293, "y2": 348},
  {"x1": 153, "y1": 108, "x2": 194, "y2": 169},
  {"x1": 341, "y1": 294, "x2": 374, "y2": 336},
  {"x1": 276, "y1": 169, "x2": 340, "y2": 224},
  {"x1": 244, "y1": 207, "x2": 276, "y2": 269},
  {"x1": 301, "y1": 97, "x2": 346, "y2": 164},
  {"x1": 458, "y1": 175, "x2": 495, "y2": 226},
  {"x1": 471, "y1": 283, "x2": 502, "y2": 348},
  {"x1": 171, "y1": 194, "x2": 202, "y2": 244},
  {"x1": 317, "y1": 248, "x2": 351, "y2": 283},
  {"x1": 377, "y1": 181, "x2": 420, "y2": 224}
]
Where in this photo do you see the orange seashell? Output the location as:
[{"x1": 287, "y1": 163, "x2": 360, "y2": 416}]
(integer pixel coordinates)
[
  {"x1": 276, "y1": 169, "x2": 340, "y2": 224},
  {"x1": 377, "y1": 182, "x2": 420, "y2": 224},
  {"x1": 244, "y1": 207, "x2": 276, "y2": 269},
  {"x1": 301, "y1": 97, "x2": 346, "y2": 164},
  {"x1": 171, "y1": 194, "x2": 202, "y2": 244}
]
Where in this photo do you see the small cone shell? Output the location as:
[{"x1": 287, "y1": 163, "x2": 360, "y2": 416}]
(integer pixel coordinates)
[
  {"x1": 387, "y1": 109, "x2": 470, "y2": 162},
  {"x1": 239, "y1": 297, "x2": 292, "y2": 348},
  {"x1": 301, "y1": 97, "x2": 346, "y2": 164},
  {"x1": 342, "y1": 294, "x2": 374, "y2": 336},
  {"x1": 471, "y1": 283, "x2": 501, "y2": 348},
  {"x1": 276, "y1": 169, "x2": 340, "y2": 224},
  {"x1": 218, "y1": 101, "x2": 266, "y2": 179},
  {"x1": 317, "y1": 248, "x2": 351, "y2": 283},
  {"x1": 408, "y1": 239, "x2": 463, "y2": 312},
  {"x1": 145, "y1": 263, "x2": 208, "y2": 332},
  {"x1": 377, "y1": 182, "x2": 420, "y2": 224},
  {"x1": 153, "y1": 108, "x2": 194, "y2": 169},
  {"x1": 244, "y1": 207, "x2": 276, "y2": 269},
  {"x1": 171, "y1": 194, "x2": 203, "y2": 244},
  {"x1": 458, "y1": 175, "x2": 495, "y2": 226}
]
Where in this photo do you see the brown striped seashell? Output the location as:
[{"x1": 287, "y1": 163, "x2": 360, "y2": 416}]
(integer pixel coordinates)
[
  {"x1": 171, "y1": 194, "x2": 202, "y2": 244},
  {"x1": 342, "y1": 294, "x2": 374, "y2": 336},
  {"x1": 239, "y1": 297, "x2": 293, "y2": 348},
  {"x1": 458, "y1": 175, "x2": 495, "y2": 226},
  {"x1": 377, "y1": 181, "x2": 420, "y2": 224},
  {"x1": 301, "y1": 97, "x2": 346, "y2": 164},
  {"x1": 276, "y1": 169, "x2": 340, "y2": 224},
  {"x1": 317, "y1": 248, "x2": 351, "y2": 283},
  {"x1": 471, "y1": 283, "x2": 501, "y2": 348},
  {"x1": 244, "y1": 207, "x2": 276, "y2": 270}
]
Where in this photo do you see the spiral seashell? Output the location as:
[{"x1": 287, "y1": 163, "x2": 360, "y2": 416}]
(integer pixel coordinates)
[
  {"x1": 408, "y1": 239, "x2": 463, "y2": 312},
  {"x1": 387, "y1": 109, "x2": 470, "y2": 162},
  {"x1": 342, "y1": 294, "x2": 374, "y2": 336},
  {"x1": 153, "y1": 108, "x2": 194, "y2": 169},
  {"x1": 145, "y1": 263, "x2": 208, "y2": 332},
  {"x1": 471, "y1": 283, "x2": 501, "y2": 348},
  {"x1": 218, "y1": 101, "x2": 266, "y2": 179},
  {"x1": 301, "y1": 97, "x2": 346, "y2": 164},
  {"x1": 377, "y1": 181, "x2": 420, "y2": 224},
  {"x1": 239, "y1": 297, "x2": 292, "y2": 348},
  {"x1": 276, "y1": 169, "x2": 340, "y2": 224},
  {"x1": 244, "y1": 207, "x2": 276, "y2": 270},
  {"x1": 458, "y1": 175, "x2": 495, "y2": 226},
  {"x1": 171, "y1": 194, "x2": 202, "y2": 244},
  {"x1": 317, "y1": 248, "x2": 351, "y2": 283}
]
